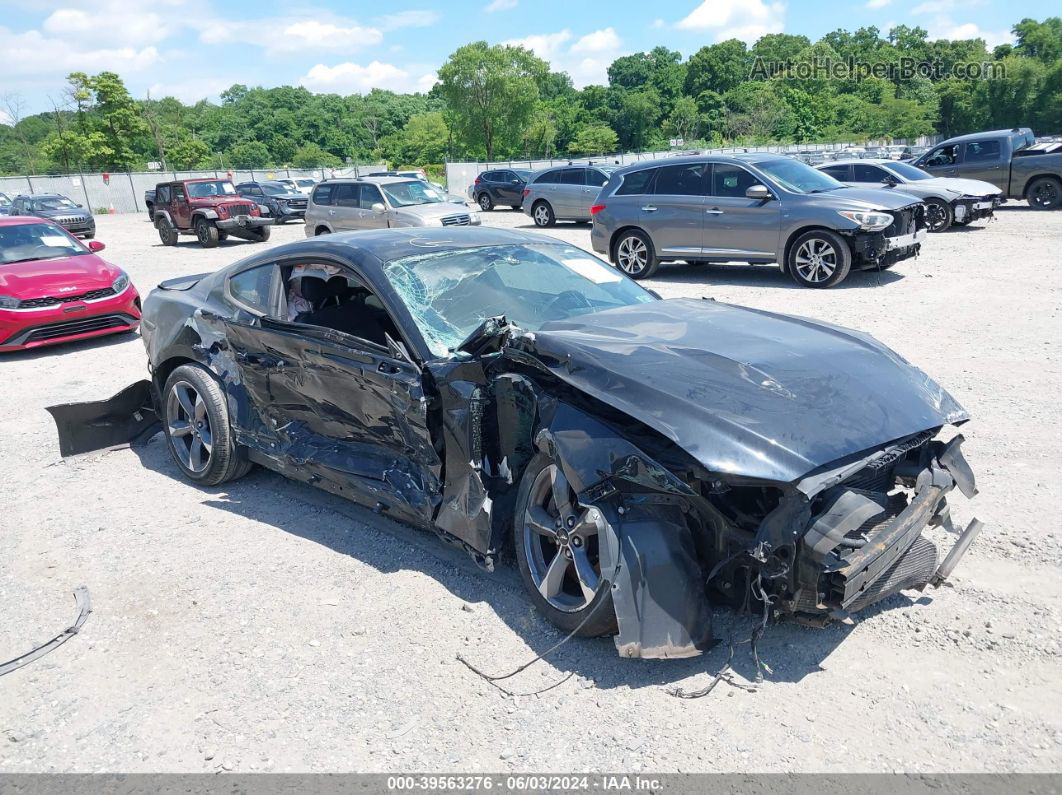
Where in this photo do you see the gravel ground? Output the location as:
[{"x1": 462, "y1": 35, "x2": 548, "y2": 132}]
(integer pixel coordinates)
[{"x1": 1, "y1": 208, "x2": 1060, "y2": 773}]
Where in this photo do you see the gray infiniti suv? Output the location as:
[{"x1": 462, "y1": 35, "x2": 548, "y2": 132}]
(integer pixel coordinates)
[{"x1": 590, "y1": 154, "x2": 928, "y2": 287}]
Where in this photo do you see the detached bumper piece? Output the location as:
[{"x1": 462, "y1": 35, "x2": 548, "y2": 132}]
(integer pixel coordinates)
[
  {"x1": 953, "y1": 196, "x2": 1000, "y2": 224},
  {"x1": 850, "y1": 203, "x2": 927, "y2": 270}
]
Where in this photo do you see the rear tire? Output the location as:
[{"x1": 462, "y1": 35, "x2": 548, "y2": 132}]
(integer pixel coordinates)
[
  {"x1": 157, "y1": 217, "x2": 178, "y2": 246},
  {"x1": 787, "y1": 229, "x2": 851, "y2": 288},
  {"x1": 162, "y1": 364, "x2": 252, "y2": 487},
  {"x1": 924, "y1": 199, "x2": 953, "y2": 232},
  {"x1": 532, "y1": 200, "x2": 555, "y2": 228},
  {"x1": 513, "y1": 452, "x2": 618, "y2": 637},
  {"x1": 195, "y1": 218, "x2": 219, "y2": 248},
  {"x1": 1027, "y1": 176, "x2": 1062, "y2": 210},
  {"x1": 315, "y1": 226, "x2": 330, "y2": 236},
  {"x1": 612, "y1": 229, "x2": 659, "y2": 279},
  {"x1": 478, "y1": 193, "x2": 494, "y2": 211},
  {"x1": 510, "y1": 205, "x2": 521, "y2": 211}
]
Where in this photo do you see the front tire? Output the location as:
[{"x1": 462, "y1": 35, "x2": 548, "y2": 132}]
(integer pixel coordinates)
[
  {"x1": 162, "y1": 364, "x2": 252, "y2": 486},
  {"x1": 513, "y1": 452, "x2": 617, "y2": 637},
  {"x1": 478, "y1": 193, "x2": 494, "y2": 211},
  {"x1": 612, "y1": 229, "x2": 659, "y2": 279},
  {"x1": 532, "y1": 200, "x2": 555, "y2": 227},
  {"x1": 1027, "y1": 177, "x2": 1062, "y2": 210},
  {"x1": 787, "y1": 229, "x2": 851, "y2": 288},
  {"x1": 249, "y1": 226, "x2": 270, "y2": 242},
  {"x1": 195, "y1": 218, "x2": 219, "y2": 248},
  {"x1": 925, "y1": 199, "x2": 953, "y2": 232}
]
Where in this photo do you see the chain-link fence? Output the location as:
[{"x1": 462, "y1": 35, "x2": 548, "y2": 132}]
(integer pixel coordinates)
[
  {"x1": 444, "y1": 136, "x2": 942, "y2": 194},
  {"x1": 0, "y1": 165, "x2": 388, "y2": 215}
]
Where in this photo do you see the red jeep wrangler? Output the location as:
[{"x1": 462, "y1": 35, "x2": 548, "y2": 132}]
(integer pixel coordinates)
[{"x1": 152, "y1": 178, "x2": 273, "y2": 248}]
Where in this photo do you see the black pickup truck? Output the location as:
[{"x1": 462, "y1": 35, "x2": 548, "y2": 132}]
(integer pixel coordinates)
[{"x1": 913, "y1": 128, "x2": 1062, "y2": 209}]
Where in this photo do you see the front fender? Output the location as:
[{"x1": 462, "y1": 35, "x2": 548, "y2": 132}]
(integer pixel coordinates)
[{"x1": 535, "y1": 402, "x2": 712, "y2": 659}]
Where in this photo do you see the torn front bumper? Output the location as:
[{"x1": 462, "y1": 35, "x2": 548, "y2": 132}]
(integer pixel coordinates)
[
  {"x1": 953, "y1": 196, "x2": 1000, "y2": 224},
  {"x1": 791, "y1": 434, "x2": 981, "y2": 619}
]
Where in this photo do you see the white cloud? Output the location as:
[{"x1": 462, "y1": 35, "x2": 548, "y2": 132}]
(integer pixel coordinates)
[
  {"x1": 865, "y1": 0, "x2": 891, "y2": 8},
  {"x1": 0, "y1": 108, "x2": 13, "y2": 126},
  {"x1": 505, "y1": 27, "x2": 623, "y2": 87},
  {"x1": 200, "y1": 17, "x2": 384, "y2": 53},
  {"x1": 933, "y1": 22, "x2": 1012, "y2": 48},
  {"x1": 43, "y1": 5, "x2": 175, "y2": 46},
  {"x1": 651, "y1": 18, "x2": 666, "y2": 29},
  {"x1": 0, "y1": 26, "x2": 161, "y2": 81},
  {"x1": 377, "y1": 10, "x2": 440, "y2": 30},
  {"x1": 675, "y1": 0, "x2": 785, "y2": 43},
  {"x1": 485, "y1": 0, "x2": 517, "y2": 11},
  {"x1": 299, "y1": 61, "x2": 438, "y2": 95}
]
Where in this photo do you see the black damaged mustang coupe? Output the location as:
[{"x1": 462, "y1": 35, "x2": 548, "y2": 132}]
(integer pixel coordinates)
[{"x1": 51, "y1": 227, "x2": 982, "y2": 658}]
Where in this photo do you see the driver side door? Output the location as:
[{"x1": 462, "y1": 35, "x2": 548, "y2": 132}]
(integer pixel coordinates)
[{"x1": 219, "y1": 258, "x2": 440, "y2": 526}]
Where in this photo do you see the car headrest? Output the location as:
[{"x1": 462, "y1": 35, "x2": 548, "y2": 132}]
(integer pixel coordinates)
[
  {"x1": 326, "y1": 275, "x2": 347, "y2": 298},
  {"x1": 300, "y1": 276, "x2": 329, "y2": 303}
]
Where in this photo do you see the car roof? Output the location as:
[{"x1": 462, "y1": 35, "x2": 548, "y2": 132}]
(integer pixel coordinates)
[
  {"x1": 14, "y1": 193, "x2": 67, "y2": 200},
  {"x1": 938, "y1": 127, "x2": 1031, "y2": 145},
  {"x1": 610, "y1": 151, "x2": 794, "y2": 176},
  {"x1": 819, "y1": 159, "x2": 897, "y2": 167},
  {"x1": 322, "y1": 176, "x2": 413, "y2": 186}
]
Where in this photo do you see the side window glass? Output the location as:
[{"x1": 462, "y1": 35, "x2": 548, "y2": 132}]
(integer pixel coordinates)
[
  {"x1": 615, "y1": 169, "x2": 656, "y2": 195},
  {"x1": 710, "y1": 164, "x2": 758, "y2": 198},
  {"x1": 853, "y1": 164, "x2": 886, "y2": 182},
  {"x1": 228, "y1": 264, "x2": 277, "y2": 313},
  {"x1": 335, "y1": 184, "x2": 360, "y2": 207},
  {"x1": 360, "y1": 185, "x2": 384, "y2": 209},
  {"x1": 927, "y1": 145, "x2": 958, "y2": 166},
  {"x1": 559, "y1": 169, "x2": 585, "y2": 185},
  {"x1": 535, "y1": 171, "x2": 559, "y2": 185},
  {"x1": 822, "y1": 165, "x2": 849, "y2": 180},
  {"x1": 965, "y1": 141, "x2": 1000, "y2": 161},
  {"x1": 653, "y1": 163, "x2": 706, "y2": 195},
  {"x1": 173, "y1": 185, "x2": 186, "y2": 202},
  {"x1": 586, "y1": 170, "x2": 609, "y2": 187},
  {"x1": 312, "y1": 184, "x2": 334, "y2": 205}
]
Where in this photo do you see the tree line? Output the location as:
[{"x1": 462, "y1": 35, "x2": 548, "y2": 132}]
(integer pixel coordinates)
[{"x1": 1, "y1": 16, "x2": 1060, "y2": 176}]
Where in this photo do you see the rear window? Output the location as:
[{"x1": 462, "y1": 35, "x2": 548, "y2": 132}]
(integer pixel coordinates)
[
  {"x1": 312, "y1": 184, "x2": 336, "y2": 205},
  {"x1": 615, "y1": 169, "x2": 656, "y2": 195}
]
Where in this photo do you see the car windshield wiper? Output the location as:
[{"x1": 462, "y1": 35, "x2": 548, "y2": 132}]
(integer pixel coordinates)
[{"x1": 2, "y1": 252, "x2": 78, "y2": 264}]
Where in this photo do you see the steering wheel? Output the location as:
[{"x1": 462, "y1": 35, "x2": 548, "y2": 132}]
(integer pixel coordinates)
[{"x1": 545, "y1": 290, "x2": 593, "y2": 315}]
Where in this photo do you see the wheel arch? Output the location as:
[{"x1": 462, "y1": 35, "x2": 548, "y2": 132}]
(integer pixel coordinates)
[
  {"x1": 1023, "y1": 173, "x2": 1062, "y2": 198},
  {"x1": 608, "y1": 224, "x2": 650, "y2": 262},
  {"x1": 782, "y1": 224, "x2": 853, "y2": 273}
]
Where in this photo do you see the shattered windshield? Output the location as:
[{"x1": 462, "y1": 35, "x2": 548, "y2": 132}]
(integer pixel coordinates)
[
  {"x1": 381, "y1": 180, "x2": 443, "y2": 207},
  {"x1": 384, "y1": 243, "x2": 656, "y2": 357}
]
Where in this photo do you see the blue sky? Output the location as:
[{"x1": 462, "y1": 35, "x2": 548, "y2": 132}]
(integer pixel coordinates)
[{"x1": 0, "y1": 0, "x2": 1047, "y2": 117}]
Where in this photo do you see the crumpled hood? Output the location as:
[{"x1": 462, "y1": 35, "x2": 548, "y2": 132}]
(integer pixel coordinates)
[
  {"x1": 0, "y1": 254, "x2": 118, "y2": 297},
  {"x1": 527, "y1": 298, "x2": 967, "y2": 484},
  {"x1": 921, "y1": 177, "x2": 1003, "y2": 198}
]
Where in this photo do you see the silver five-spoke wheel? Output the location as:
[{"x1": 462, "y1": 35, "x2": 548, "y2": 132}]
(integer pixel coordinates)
[
  {"x1": 793, "y1": 238, "x2": 837, "y2": 283},
  {"x1": 616, "y1": 236, "x2": 648, "y2": 275},
  {"x1": 522, "y1": 463, "x2": 604, "y2": 612},
  {"x1": 166, "y1": 380, "x2": 213, "y2": 473}
]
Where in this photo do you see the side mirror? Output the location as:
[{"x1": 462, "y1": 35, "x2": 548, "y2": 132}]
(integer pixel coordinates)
[
  {"x1": 371, "y1": 202, "x2": 386, "y2": 213},
  {"x1": 512, "y1": 179, "x2": 521, "y2": 184},
  {"x1": 745, "y1": 184, "x2": 772, "y2": 201},
  {"x1": 882, "y1": 176, "x2": 897, "y2": 187},
  {"x1": 88, "y1": 240, "x2": 106, "y2": 252}
]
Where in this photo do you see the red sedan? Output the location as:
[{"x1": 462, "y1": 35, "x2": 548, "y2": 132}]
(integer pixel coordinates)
[{"x1": 0, "y1": 217, "x2": 141, "y2": 352}]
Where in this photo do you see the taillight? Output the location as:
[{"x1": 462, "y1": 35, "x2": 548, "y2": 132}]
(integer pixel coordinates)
[
  {"x1": 474, "y1": 177, "x2": 482, "y2": 185},
  {"x1": 590, "y1": 204, "x2": 605, "y2": 215},
  {"x1": 522, "y1": 189, "x2": 530, "y2": 197}
]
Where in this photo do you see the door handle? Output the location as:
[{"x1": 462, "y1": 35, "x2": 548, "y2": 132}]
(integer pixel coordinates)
[
  {"x1": 641, "y1": 205, "x2": 657, "y2": 211},
  {"x1": 705, "y1": 208, "x2": 724, "y2": 215}
]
